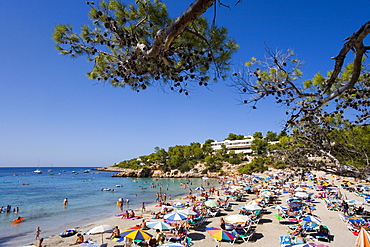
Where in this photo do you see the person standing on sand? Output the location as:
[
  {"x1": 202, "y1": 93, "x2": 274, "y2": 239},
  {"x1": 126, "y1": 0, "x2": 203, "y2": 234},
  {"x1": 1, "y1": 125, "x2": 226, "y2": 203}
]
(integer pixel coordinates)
[
  {"x1": 35, "y1": 226, "x2": 41, "y2": 240},
  {"x1": 142, "y1": 202, "x2": 146, "y2": 212}
]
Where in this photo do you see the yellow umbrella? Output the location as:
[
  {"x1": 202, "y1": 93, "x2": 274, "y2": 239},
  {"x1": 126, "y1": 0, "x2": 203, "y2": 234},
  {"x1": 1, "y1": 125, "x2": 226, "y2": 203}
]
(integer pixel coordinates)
[{"x1": 120, "y1": 229, "x2": 153, "y2": 241}]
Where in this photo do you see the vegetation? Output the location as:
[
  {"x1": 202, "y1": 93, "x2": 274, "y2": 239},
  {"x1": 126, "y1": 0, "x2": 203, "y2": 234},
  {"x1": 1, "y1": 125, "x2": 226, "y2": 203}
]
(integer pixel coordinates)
[
  {"x1": 52, "y1": 0, "x2": 238, "y2": 94},
  {"x1": 238, "y1": 157, "x2": 268, "y2": 174},
  {"x1": 114, "y1": 132, "x2": 277, "y2": 173},
  {"x1": 53, "y1": 0, "x2": 370, "y2": 178}
]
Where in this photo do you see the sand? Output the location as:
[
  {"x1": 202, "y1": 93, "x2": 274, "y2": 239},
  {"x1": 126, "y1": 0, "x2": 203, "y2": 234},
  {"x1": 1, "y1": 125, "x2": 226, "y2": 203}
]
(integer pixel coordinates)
[{"x1": 25, "y1": 170, "x2": 365, "y2": 247}]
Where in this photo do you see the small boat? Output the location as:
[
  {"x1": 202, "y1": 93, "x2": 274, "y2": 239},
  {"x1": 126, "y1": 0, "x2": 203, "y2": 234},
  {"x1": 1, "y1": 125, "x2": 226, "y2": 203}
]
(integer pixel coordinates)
[
  {"x1": 72, "y1": 171, "x2": 78, "y2": 174},
  {"x1": 83, "y1": 169, "x2": 90, "y2": 173},
  {"x1": 33, "y1": 169, "x2": 42, "y2": 174},
  {"x1": 12, "y1": 217, "x2": 24, "y2": 223},
  {"x1": 116, "y1": 184, "x2": 123, "y2": 187}
]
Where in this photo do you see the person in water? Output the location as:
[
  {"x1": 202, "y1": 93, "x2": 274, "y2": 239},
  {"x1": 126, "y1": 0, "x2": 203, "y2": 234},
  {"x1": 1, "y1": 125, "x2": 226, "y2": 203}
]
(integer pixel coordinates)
[
  {"x1": 69, "y1": 233, "x2": 84, "y2": 245},
  {"x1": 35, "y1": 226, "x2": 41, "y2": 240},
  {"x1": 63, "y1": 198, "x2": 68, "y2": 206}
]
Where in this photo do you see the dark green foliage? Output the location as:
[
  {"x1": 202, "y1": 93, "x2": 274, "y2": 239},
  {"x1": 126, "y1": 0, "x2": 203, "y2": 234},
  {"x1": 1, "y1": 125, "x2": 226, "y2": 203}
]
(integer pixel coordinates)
[
  {"x1": 225, "y1": 133, "x2": 245, "y2": 140},
  {"x1": 238, "y1": 157, "x2": 268, "y2": 174},
  {"x1": 53, "y1": 0, "x2": 238, "y2": 93}
]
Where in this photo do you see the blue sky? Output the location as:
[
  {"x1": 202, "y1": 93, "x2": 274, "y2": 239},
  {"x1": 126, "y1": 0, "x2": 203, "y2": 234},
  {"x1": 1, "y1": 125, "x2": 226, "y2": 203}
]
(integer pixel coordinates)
[{"x1": 1, "y1": 1, "x2": 369, "y2": 167}]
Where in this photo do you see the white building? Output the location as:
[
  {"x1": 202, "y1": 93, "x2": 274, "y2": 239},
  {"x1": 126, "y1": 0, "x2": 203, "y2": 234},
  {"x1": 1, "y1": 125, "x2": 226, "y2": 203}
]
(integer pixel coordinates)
[{"x1": 210, "y1": 136, "x2": 254, "y2": 154}]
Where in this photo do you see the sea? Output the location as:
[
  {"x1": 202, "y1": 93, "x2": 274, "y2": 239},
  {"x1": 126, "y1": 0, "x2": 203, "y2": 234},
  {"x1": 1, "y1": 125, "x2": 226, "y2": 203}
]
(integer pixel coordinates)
[{"x1": 0, "y1": 167, "x2": 216, "y2": 247}]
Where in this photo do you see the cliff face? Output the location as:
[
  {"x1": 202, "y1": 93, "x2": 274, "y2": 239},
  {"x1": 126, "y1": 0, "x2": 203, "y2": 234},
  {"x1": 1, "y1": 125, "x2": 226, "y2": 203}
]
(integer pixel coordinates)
[{"x1": 94, "y1": 162, "x2": 245, "y2": 178}]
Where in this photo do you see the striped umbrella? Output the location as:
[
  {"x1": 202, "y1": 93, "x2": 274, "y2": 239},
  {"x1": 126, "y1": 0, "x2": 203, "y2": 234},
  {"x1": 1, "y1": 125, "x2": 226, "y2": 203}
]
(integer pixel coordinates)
[
  {"x1": 301, "y1": 215, "x2": 322, "y2": 224},
  {"x1": 158, "y1": 243, "x2": 184, "y2": 247},
  {"x1": 146, "y1": 221, "x2": 174, "y2": 231},
  {"x1": 172, "y1": 202, "x2": 186, "y2": 209},
  {"x1": 206, "y1": 227, "x2": 236, "y2": 242},
  {"x1": 120, "y1": 229, "x2": 153, "y2": 241},
  {"x1": 163, "y1": 212, "x2": 188, "y2": 221},
  {"x1": 270, "y1": 205, "x2": 288, "y2": 210},
  {"x1": 356, "y1": 227, "x2": 370, "y2": 247}
]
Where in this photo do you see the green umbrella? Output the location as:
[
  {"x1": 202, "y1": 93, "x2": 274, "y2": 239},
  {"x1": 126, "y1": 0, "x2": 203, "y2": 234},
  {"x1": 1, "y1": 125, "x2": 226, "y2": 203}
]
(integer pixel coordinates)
[{"x1": 205, "y1": 200, "x2": 220, "y2": 208}]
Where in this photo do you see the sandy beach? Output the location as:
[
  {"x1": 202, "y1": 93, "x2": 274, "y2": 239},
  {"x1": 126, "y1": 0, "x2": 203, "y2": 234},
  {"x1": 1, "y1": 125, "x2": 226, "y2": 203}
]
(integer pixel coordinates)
[{"x1": 26, "y1": 170, "x2": 368, "y2": 247}]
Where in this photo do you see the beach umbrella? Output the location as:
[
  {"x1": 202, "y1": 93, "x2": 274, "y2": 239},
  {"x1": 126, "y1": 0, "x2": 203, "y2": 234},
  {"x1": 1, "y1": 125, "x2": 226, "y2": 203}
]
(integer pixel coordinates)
[
  {"x1": 195, "y1": 186, "x2": 205, "y2": 191},
  {"x1": 356, "y1": 227, "x2": 370, "y2": 247},
  {"x1": 225, "y1": 214, "x2": 250, "y2": 224},
  {"x1": 178, "y1": 208, "x2": 197, "y2": 215},
  {"x1": 164, "y1": 212, "x2": 188, "y2": 221},
  {"x1": 205, "y1": 200, "x2": 220, "y2": 208},
  {"x1": 243, "y1": 186, "x2": 252, "y2": 190},
  {"x1": 261, "y1": 191, "x2": 274, "y2": 196},
  {"x1": 295, "y1": 192, "x2": 309, "y2": 198},
  {"x1": 120, "y1": 229, "x2": 153, "y2": 241},
  {"x1": 270, "y1": 205, "x2": 288, "y2": 210},
  {"x1": 172, "y1": 202, "x2": 186, "y2": 209},
  {"x1": 206, "y1": 227, "x2": 236, "y2": 242},
  {"x1": 87, "y1": 225, "x2": 115, "y2": 235},
  {"x1": 158, "y1": 243, "x2": 184, "y2": 247},
  {"x1": 243, "y1": 204, "x2": 262, "y2": 211},
  {"x1": 246, "y1": 200, "x2": 261, "y2": 205},
  {"x1": 146, "y1": 221, "x2": 174, "y2": 231},
  {"x1": 289, "y1": 202, "x2": 301, "y2": 208},
  {"x1": 301, "y1": 215, "x2": 322, "y2": 224},
  {"x1": 86, "y1": 225, "x2": 115, "y2": 245}
]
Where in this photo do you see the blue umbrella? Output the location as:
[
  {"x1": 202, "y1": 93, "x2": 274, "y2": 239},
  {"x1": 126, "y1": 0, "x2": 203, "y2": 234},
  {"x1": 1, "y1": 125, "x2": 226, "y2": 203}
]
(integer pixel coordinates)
[
  {"x1": 164, "y1": 212, "x2": 188, "y2": 221},
  {"x1": 301, "y1": 215, "x2": 321, "y2": 224},
  {"x1": 172, "y1": 202, "x2": 185, "y2": 209},
  {"x1": 195, "y1": 187, "x2": 205, "y2": 191},
  {"x1": 270, "y1": 205, "x2": 288, "y2": 210},
  {"x1": 146, "y1": 221, "x2": 174, "y2": 231}
]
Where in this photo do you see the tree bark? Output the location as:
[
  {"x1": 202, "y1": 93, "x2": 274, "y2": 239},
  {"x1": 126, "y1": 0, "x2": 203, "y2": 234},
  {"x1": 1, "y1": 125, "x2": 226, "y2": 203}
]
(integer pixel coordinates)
[{"x1": 144, "y1": 0, "x2": 216, "y2": 57}]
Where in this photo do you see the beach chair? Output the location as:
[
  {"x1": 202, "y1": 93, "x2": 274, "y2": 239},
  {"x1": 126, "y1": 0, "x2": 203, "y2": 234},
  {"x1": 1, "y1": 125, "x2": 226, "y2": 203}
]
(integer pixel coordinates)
[
  {"x1": 208, "y1": 209, "x2": 221, "y2": 217},
  {"x1": 339, "y1": 213, "x2": 350, "y2": 224},
  {"x1": 231, "y1": 229, "x2": 254, "y2": 244}
]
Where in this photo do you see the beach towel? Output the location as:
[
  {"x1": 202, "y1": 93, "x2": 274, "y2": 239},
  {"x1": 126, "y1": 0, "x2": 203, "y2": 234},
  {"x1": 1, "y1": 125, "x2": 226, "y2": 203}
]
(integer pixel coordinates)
[
  {"x1": 78, "y1": 240, "x2": 98, "y2": 247},
  {"x1": 280, "y1": 236, "x2": 291, "y2": 246},
  {"x1": 123, "y1": 216, "x2": 142, "y2": 220},
  {"x1": 274, "y1": 214, "x2": 283, "y2": 220}
]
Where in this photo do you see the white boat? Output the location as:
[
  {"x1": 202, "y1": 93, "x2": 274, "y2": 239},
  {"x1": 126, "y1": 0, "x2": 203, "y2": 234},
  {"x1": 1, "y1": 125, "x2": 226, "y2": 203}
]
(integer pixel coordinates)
[
  {"x1": 116, "y1": 184, "x2": 123, "y2": 187},
  {"x1": 33, "y1": 169, "x2": 42, "y2": 174},
  {"x1": 83, "y1": 169, "x2": 90, "y2": 173}
]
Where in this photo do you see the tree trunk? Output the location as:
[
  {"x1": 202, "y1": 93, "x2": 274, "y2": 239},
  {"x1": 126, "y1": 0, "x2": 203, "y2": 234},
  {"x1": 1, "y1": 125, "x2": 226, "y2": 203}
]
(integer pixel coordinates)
[{"x1": 145, "y1": 0, "x2": 215, "y2": 57}]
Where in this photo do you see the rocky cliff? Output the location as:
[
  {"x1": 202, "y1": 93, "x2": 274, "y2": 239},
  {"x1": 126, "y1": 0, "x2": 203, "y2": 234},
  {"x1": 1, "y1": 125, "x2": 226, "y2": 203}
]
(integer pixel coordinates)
[{"x1": 93, "y1": 162, "x2": 245, "y2": 178}]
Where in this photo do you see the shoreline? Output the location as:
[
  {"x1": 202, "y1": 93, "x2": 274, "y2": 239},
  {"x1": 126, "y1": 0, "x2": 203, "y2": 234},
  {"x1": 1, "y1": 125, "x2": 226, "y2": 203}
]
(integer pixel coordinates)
[
  {"x1": 15, "y1": 178, "x2": 218, "y2": 247},
  {"x1": 17, "y1": 169, "x2": 369, "y2": 247}
]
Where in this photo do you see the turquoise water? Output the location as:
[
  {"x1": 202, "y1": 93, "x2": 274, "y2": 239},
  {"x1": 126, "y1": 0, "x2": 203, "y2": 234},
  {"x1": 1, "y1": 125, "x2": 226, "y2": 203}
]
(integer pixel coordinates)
[{"x1": 0, "y1": 167, "x2": 215, "y2": 247}]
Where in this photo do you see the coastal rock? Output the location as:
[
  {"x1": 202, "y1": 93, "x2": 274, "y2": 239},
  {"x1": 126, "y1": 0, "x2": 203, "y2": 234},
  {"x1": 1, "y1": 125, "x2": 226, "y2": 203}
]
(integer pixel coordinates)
[{"x1": 94, "y1": 162, "x2": 246, "y2": 178}]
